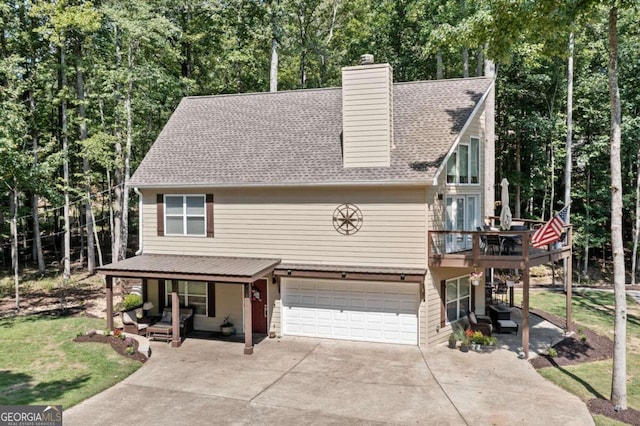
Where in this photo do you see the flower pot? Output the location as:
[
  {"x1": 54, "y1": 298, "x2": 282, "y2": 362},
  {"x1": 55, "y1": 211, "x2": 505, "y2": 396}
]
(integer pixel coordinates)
[
  {"x1": 471, "y1": 278, "x2": 480, "y2": 286},
  {"x1": 220, "y1": 325, "x2": 235, "y2": 336},
  {"x1": 506, "y1": 280, "x2": 515, "y2": 287},
  {"x1": 448, "y1": 338, "x2": 457, "y2": 349},
  {"x1": 460, "y1": 344, "x2": 470, "y2": 353}
]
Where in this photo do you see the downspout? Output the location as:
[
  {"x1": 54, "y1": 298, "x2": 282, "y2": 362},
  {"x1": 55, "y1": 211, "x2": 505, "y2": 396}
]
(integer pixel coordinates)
[{"x1": 134, "y1": 187, "x2": 143, "y2": 255}]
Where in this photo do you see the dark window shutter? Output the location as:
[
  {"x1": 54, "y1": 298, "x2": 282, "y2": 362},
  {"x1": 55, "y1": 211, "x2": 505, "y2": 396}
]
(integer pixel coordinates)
[
  {"x1": 206, "y1": 194, "x2": 214, "y2": 238},
  {"x1": 470, "y1": 281, "x2": 476, "y2": 312},
  {"x1": 158, "y1": 279, "x2": 166, "y2": 312},
  {"x1": 156, "y1": 194, "x2": 164, "y2": 236},
  {"x1": 207, "y1": 282, "x2": 216, "y2": 317},
  {"x1": 440, "y1": 280, "x2": 446, "y2": 328}
]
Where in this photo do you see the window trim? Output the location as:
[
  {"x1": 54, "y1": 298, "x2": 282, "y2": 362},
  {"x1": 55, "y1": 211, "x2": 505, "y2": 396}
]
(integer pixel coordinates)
[
  {"x1": 444, "y1": 276, "x2": 471, "y2": 324},
  {"x1": 164, "y1": 194, "x2": 207, "y2": 236},
  {"x1": 446, "y1": 136, "x2": 481, "y2": 186}
]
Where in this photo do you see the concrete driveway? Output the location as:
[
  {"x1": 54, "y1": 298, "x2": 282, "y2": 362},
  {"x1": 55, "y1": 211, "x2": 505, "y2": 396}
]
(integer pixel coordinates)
[{"x1": 64, "y1": 337, "x2": 593, "y2": 425}]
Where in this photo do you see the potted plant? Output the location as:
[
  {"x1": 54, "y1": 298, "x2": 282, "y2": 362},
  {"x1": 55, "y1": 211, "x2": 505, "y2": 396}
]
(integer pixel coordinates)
[
  {"x1": 460, "y1": 328, "x2": 473, "y2": 352},
  {"x1": 220, "y1": 316, "x2": 235, "y2": 336},
  {"x1": 449, "y1": 323, "x2": 464, "y2": 349},
  {"x1": 470, "y1": 271, "x2": 483, "y2": 286}
]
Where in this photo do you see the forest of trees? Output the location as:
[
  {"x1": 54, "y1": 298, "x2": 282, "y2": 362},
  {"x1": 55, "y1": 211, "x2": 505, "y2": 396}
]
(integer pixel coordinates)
[{"x1": 0, "y1": 1, "x2": 638, "y2": 279}]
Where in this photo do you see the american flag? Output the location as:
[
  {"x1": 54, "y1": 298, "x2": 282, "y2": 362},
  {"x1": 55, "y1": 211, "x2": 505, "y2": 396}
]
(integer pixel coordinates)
[{"x1": 531, "y1": 206, "x2": 569, "y2": 248}]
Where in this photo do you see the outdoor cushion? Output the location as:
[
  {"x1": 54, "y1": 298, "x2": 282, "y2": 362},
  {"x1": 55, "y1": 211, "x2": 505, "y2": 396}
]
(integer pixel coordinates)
[
  {"x1": 122, "y1": 310, "x2": 137, "y2": 325},
  {"x1": 469, "y1": 312, "x2": 477, "y2": 324},
  {"x1": 161, "y1": 311, "x2": 172, "y2": 323}
]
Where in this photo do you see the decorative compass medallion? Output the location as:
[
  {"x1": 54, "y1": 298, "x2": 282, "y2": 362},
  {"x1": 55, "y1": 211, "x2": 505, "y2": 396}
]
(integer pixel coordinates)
[{"x1": 332, "y1": 203, "x2": 363, "y2": 235}]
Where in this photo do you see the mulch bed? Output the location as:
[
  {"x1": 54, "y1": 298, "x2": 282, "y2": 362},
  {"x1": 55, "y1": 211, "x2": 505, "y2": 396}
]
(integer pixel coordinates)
[
  {"x1": 74, "y1": 333, "x2": 147, "y2": 363},
  {"x1": 528, "y1": 308, "x2": 639, "y2": 424}
]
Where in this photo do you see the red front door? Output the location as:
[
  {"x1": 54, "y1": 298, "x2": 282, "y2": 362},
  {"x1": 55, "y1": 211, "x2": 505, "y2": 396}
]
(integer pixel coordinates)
[{"x1": 251, "y1": 279, "x2": 268, "y2": 334}]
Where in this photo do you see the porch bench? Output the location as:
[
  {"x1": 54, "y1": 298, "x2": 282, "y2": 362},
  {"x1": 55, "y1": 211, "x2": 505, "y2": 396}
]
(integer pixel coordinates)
[
  {"x1": 496, "y1": 319, "x2": 519, "y2": 334},
  {"x1": 152, "y1": 308, "x2": 194, "y2": 337}
]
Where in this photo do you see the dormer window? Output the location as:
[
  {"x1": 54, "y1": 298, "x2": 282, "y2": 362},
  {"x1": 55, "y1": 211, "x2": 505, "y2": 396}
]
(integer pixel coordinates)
[{"x1": 447, "y1": 137, "x2": 480, "y2": 184}]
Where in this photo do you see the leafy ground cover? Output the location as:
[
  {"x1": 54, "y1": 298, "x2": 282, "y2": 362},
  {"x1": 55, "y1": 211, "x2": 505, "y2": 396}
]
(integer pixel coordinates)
[
  {"x1": 0, "y1": 314, "x2": 142, "y2": 408},
  {"x1": 513, "y1": 288, "x2": 640, "y2": 425}
]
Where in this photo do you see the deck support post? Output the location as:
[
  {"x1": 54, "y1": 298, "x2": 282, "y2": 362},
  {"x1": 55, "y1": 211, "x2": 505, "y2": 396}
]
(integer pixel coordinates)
[
  {"x1": 171, "y1": 280, "x2": 181, "y2": 347},
  {"x1": 244, "y1": 282, "x2": 253, "y2": 354},
  {"x1": 522, "y1": 240, "x2": 530, "y2": 359},
  {"x1": 106, "y1": 275, "x2": 114, "y2": 331}
]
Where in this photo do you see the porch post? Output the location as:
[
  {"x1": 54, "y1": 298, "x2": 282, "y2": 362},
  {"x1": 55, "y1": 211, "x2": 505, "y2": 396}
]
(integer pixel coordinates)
[
  {"x1": 244, "y1": 282, "x2": 253, "y2": 355},
  {"x1": 171, "y1": 280, "x2": 181, "y2": 347},
  {"x1": 106, "y1": 275, "x2": 114, "y2": 331},
  {"x1": 522, "y1": 241, "x2": 530, "y2": 359},
  {"x1": 566, "y1": 228, "x2": 573, "y2": 330}
]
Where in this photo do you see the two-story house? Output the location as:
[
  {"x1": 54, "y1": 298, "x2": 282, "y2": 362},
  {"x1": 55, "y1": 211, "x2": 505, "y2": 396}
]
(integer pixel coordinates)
[{"x1": 100, "y1": 58, "x2": 500, "y2": 354}]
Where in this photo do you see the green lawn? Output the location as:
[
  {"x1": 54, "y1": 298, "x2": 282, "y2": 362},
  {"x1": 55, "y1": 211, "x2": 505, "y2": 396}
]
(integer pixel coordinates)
[
  {"x1": 514, "y1": 289, "x2": 640, "y2": 424},
  {"x1": 514, "y1": 289, "x2": 640, "y2": 344},
  {"x1": 0, "y1": 314, "x2": 141, "y2": 409}
]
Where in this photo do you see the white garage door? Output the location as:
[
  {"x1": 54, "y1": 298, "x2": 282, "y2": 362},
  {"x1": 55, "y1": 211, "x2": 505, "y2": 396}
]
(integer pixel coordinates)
[{"x1": 282, "y1": 278, "x2": 419, "y2": 345}]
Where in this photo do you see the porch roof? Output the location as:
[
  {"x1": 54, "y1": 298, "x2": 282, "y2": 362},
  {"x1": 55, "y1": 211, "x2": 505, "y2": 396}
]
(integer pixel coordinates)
[{"x1": 97, "y1": 254, "x2": 281, "y2": 283}]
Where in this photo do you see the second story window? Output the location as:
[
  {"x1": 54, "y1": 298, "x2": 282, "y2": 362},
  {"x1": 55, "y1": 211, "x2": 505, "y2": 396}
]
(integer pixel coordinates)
[
  {"x1": 447, "y1": 137, "x2": 480, "y2": 184},
  {"x1": 165, "y1": 195, "x2": 206, "y2": 236}
]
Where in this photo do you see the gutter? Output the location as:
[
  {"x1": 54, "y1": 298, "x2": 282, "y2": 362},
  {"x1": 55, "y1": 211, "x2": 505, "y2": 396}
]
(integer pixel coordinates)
[
  {"x1": 126, "y1": 180, "x2": 433, "y2": 190},
  {"x1": 133, "y1": 187, "x2": 143, "y2": 256}
]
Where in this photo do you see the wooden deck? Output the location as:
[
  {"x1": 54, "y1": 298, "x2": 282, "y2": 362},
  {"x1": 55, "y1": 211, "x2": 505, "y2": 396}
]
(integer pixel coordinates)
[{"x1": 428, "y1": 227, "x2": 572, "y2": 269}]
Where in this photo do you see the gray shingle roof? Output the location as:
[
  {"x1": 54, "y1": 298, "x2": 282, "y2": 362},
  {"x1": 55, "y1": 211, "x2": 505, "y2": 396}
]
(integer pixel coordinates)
[{"x1": 129, "y1": 77, "x2": 493, "y2": 187}]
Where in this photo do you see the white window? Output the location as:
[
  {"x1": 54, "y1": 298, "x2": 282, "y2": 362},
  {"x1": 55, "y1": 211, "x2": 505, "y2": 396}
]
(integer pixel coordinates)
[
  {"x1": 165, "y1": 195, "x2": 205, "y2": 236},
  {"x1": 447, "y1": 137, "x2": 480, "y2": 185},
  {"x1": 445, "y1": 194, "x2": 480, "y2": 252},
  {"x1": 446, "y1": 276, "x2": 471, "y2": 323},
  {"x1": 165, "y1": 281, "x2": 207, "y2": 316}
]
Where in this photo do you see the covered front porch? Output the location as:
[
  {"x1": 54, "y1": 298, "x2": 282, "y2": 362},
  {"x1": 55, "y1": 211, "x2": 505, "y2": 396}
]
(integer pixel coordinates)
[{"x1": 98, "y1": 254, "x2": 281, "y2": 354}]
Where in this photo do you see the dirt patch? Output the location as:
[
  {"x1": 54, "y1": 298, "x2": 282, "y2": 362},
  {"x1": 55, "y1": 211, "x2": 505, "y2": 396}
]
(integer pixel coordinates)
[
  {"x1": 529, "y1": 309, "x2": 639, "y2": 425},
  {"x1": 587, "y1": 398, "x2": 640, "y2": 424},
  {"x1": 74, "y1": 333, "x2": 147, "y2": 363},
  {"x1": 529, "y1": 308, "x2": 614, "y2": 369}
]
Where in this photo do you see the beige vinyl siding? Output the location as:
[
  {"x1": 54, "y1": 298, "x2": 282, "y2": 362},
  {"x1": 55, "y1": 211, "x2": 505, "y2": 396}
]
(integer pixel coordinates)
[
  {"x1": 142, "y1": 186, "x2": 426, "y2": 269},
  {"x1": 194, "y1": 283, "x2": 243, "y2": 331},
  {"x1": 342, "y1": 64, "x2": 393, "y2": 168},
  {"x1": 426, "y1": 267, "x2": 481, "y2": 346}
]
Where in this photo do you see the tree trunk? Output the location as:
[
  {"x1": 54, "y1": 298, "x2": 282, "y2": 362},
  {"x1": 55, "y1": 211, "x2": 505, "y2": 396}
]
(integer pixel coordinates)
[
  {"x1": 436, "y1": 51, "x2": 443, "y2": 79},
  {"x1": 462, "y1": 47, "x2": 469, "y2": 78},
  {"x1": 112, "y1": 26, "x2": 124, "y2": 262},
  {"x1": 75, "y1": 41, "x2": 95, "y2": 273},
  {"x1": 476, "y1": 47, "x2": 483, "y2": 77},
  {"x1": 269, "y1": 0, "x2": 279, "y2": 92},
  {"x1": 515, "y1": 139, "x2": 521, "y2": 218},
  {"x1": 583, "y1": 168, "x2": 590, "y2": 276},
  {"x1": 632, "y1": 144, "x2": 640, "y2": 286},
  {"x1": 608, "y1": 6, "x2": 627, "y2": 410},
  {"x1": 29, "y1": 89, "x2": 45, "y2": 275},
  {"x1": 564, "y1": 31, "x2": 574, "y2": 291},
  {"x1": 10, "y1": 189, "x2": 19, "y2": 310},
  {"x1": 120, "y1": 41, "x2": 136, "y2": 261},
  {"x1": 60, "y1": 47, "x2": 71, "y2": 282}
]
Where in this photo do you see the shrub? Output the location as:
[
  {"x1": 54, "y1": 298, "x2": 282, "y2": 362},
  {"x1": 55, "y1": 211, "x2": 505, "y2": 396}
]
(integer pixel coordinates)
[
  {"x1": 548, "y1": 347, "x2": 558, "y2": 358},
  {"x1": 103, "y1": 330, "x2": 111, "y2": 336},
  {"x1": 125, "y1": 346, "x2": 136, "y2": 356},
  {"x1": 121, "y1": 293, "x2": 143, "y2": 311},
  {"x1": 468, "y1": 330, "x2": 497, "y2": 346}
]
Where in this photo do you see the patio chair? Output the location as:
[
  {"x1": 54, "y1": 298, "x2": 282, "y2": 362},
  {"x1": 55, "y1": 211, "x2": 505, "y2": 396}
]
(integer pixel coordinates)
[
  {"x1": 121, "y1": 309, "x2": 150, "y2": 335},
  {"x1": 495, "y1": 282, "x2": 508, "y2": 303},
  {"x1": 485, "y1": 232, "x2": 502, "y2": 255},
  {"x1": 155, "y1": 307, "x2": 194, "y2": 336},
  {"x1": 466, "y1": 311, "x2": 493, "y2": 336}
]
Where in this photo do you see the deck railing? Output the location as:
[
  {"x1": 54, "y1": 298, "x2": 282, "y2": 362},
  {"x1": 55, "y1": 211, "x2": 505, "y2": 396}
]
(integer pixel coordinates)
[{"x1": 428, "y1": 226, "x2": 572, "y2": 269}]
